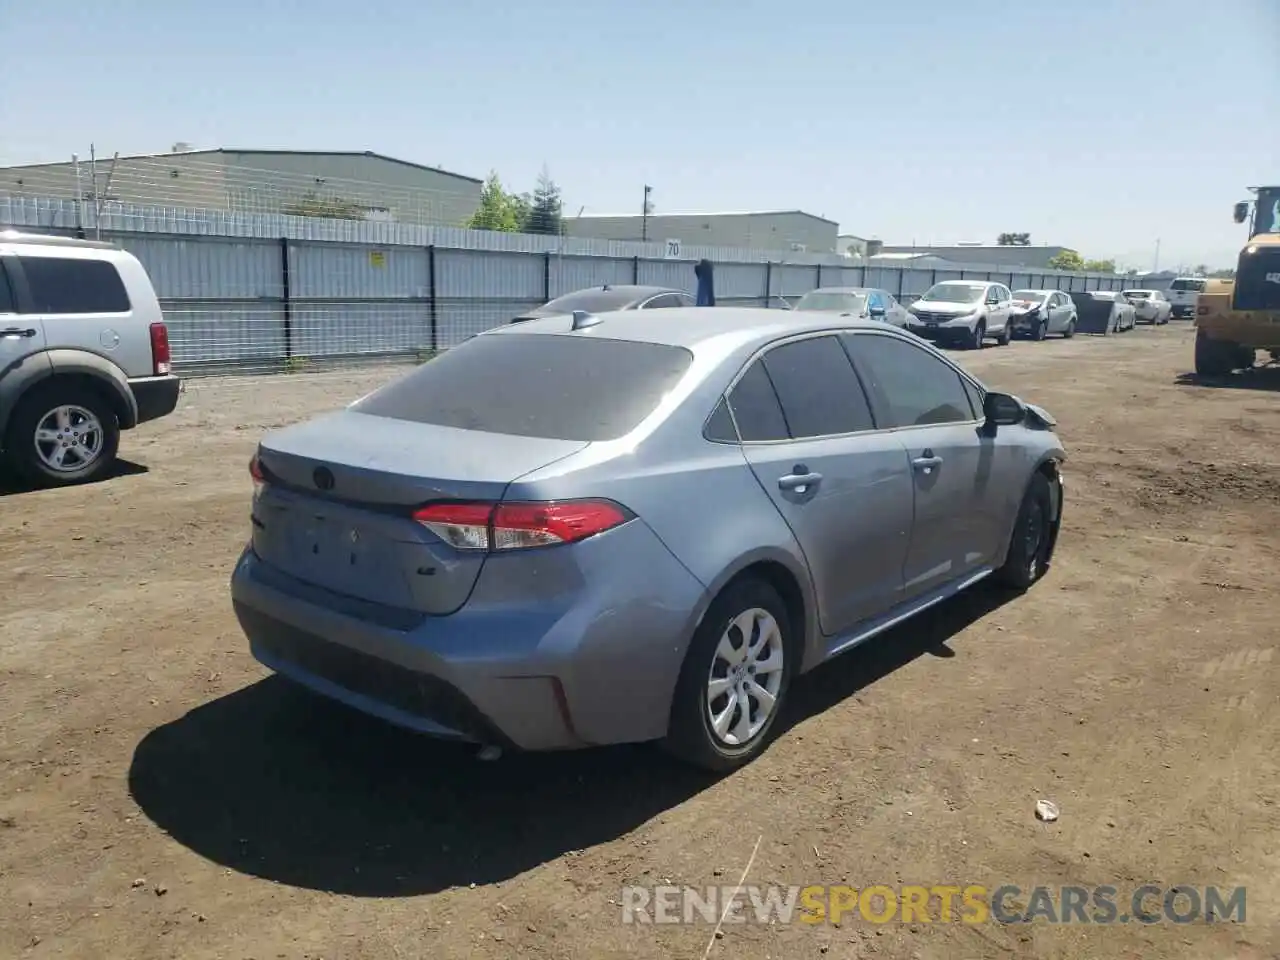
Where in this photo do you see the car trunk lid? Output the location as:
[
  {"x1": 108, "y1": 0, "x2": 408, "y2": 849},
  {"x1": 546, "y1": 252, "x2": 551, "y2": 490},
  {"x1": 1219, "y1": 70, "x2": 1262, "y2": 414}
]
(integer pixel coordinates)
[{"x1": 251, "y1": 409, "x2": 588, "y2": 615}]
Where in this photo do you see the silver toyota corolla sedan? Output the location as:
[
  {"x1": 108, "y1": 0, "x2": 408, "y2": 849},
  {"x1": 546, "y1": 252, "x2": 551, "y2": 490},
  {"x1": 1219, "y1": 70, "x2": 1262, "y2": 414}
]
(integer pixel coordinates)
[{"x1": 231, "y1": 308, "x2": 1067, "y2": 771}]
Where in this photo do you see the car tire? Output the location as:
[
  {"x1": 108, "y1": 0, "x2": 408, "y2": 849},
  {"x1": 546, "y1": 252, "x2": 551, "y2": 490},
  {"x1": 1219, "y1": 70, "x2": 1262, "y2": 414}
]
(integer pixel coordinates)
[
  {"x1": 1063, "y1": 318, "x2": 1076, "y2": 339},
  {"x1": 993, "y1": 471, "x2": 1056, "y2": 591},
  {"x1": 966, "y1": 320, "x2": 986, "y2": 350},
  {"x1": 997, "y1": 323, "x2": 1011, "y2": 346},
  {"x1": 664, "y1": 577, "x2": 795, "y2": 773},
  {"x1": 3, "y1": 381, "x2": 121, "y2": 489},
  {"x1": 1034, "y1": 317, "x2": 1048, "y2": 341}
]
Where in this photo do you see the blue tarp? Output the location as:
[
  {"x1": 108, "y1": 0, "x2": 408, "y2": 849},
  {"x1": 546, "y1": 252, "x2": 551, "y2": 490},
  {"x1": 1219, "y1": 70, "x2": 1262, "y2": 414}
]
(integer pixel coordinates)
[{"x1": 694, "y1": 259, "x2": 715, "y2": 306}]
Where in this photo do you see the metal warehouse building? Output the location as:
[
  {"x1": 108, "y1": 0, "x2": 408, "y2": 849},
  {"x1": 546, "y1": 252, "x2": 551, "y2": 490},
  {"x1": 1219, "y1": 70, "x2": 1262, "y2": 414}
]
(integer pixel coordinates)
[
  {"x1": 565, "y1": 210, "x2": 841, "y2": 253},
  {"x1": 877, "y1": 243, "x2": 1073, "y2": 269},
  {"x1": 0, "y1": 148, "x2": 484, "y2": 227}
]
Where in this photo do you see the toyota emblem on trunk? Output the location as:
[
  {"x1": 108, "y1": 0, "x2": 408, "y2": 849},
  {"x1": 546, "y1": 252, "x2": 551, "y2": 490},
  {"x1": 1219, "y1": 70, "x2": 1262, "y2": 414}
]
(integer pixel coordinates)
[{"x1": 313, "y1": 466, "x2": 335, "y2": 491}]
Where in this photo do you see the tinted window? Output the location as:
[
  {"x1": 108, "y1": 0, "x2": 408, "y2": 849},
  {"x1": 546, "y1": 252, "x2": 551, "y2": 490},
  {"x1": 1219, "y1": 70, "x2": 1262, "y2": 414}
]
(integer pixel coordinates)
[
  {"x1": 762, "y1": 336, "x2": 875, "y2": 438},
  {"x1": 846, "y1": 334, "x2": 976, "y2": 428},
  {"x1": 352, "y1": 333, "x2": 692, "y2": 442},
  {"x1": 539, "y1": 288, "x2": 644, "y2": 314},
  {"x1": 0, "y1": 263, "x2": 15, "y2": 312},
  {"x1": 727, "y1": 361, "x2": 788, "y2": 442},
  {"x1": 642, "y1": 294, "x2": 681, "y2": 309},
  {"x1": 704, "y1": 397, "x2": 737, "y2": 442},
  {"x1": 1171, "y1": 279, "x2": 1206, "y2": 292},
  {"x1": 20, "y1": 256, "x2": 131, "y2": 314}
]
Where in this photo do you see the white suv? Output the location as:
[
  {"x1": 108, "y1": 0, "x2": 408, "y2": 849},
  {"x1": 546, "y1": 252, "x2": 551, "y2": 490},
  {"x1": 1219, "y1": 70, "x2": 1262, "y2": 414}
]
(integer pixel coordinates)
[
  {"x1": 0, "y1": 231, "x2": 179, "y2": 488},
  {"x1": 906, "y1": 280, "x2": 1015, "y2": 349}
]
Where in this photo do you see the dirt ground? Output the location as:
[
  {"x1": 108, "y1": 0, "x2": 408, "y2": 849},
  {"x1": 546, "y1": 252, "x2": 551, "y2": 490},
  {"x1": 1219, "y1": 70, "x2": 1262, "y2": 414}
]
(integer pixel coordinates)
[{"x1": 2, "y1": 323, "x2": 1279, "y2": 960}]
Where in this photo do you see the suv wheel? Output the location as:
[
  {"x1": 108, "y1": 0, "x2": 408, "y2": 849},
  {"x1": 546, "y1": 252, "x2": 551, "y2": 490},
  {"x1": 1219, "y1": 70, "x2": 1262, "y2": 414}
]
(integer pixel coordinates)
[
  {"x1": 664, "y1": 577, "x2": 794, "y2": 772},
  {"x1": 966, "y1": 320, "x2": 986, "y2": 350},
  {"x1": 3, "y1": 382, "x2": 120, "y2": 488}
]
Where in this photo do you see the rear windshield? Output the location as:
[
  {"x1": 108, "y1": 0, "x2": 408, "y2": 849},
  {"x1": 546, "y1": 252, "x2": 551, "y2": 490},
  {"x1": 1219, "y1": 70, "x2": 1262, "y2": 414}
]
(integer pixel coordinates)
[
  {"x1": 537, "y1": 288, "x2": 644, "y2": 314},
  {"x1": 351, "y1": 333, "x2": 694, "y2": 441},
  {"x1": 1011, "y1": 290, "x2": 1047, "y2": 301},
  {"x1": 1122, "y1": 290, "x2": 1151, "y2": 298},
  {"x1": 1171, "y1": 279, "x2": 1206, "y2": 292},
  {"x1": 794, "y1": 290, "x2": 868, "y2": 312}
]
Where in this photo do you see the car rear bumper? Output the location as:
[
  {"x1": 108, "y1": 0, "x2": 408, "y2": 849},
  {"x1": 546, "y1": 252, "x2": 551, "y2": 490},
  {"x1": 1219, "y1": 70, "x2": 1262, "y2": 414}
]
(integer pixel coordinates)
[
  {"x1": 229, "y1": 518, "x2": 707, "y2": 752},
  {"x1": 1171, "y1": 304, "x2": 1196, "y2": 318},
  {"x1": 128, "y1": 374, "x2": 180, "y2": 425}
]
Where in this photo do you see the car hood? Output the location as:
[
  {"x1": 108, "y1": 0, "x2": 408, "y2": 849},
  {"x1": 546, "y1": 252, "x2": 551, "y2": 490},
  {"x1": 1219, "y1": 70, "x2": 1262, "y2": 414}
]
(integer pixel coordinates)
[{"x1": 911, "y1": 300, "x2": 978, "y2": 315}]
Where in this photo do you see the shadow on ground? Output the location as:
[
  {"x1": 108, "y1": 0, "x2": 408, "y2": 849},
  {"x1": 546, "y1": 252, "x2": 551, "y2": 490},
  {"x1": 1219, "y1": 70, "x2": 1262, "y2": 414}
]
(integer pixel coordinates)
[
  {"x1": 0, "y1": 458, "x2": 149, "y2": 496},
  {"x1": 128, "y1": 583, "x2": 1015, "y2": 897},
  {"x1": 1175, "y1": 365, "x2": 1280, "y2": 393}
]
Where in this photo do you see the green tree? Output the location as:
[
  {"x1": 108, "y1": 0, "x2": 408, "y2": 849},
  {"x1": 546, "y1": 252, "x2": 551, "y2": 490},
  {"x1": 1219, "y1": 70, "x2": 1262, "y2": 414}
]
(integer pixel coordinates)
[
  {"x1": 998, "y1": 232, "x2": 1031, "y2": 245},
  {"x1": 1192, "y1": 263, "x2": 1210, "y2": 277},
  {"x1": 1083, "y1": 258, "x2": 1116, "y2": 272},
  {"x1": 1047, "y1": 249, "x2": 1085, "y2": 271},
  {"x1": 525, "y1": 167, "x2": 564, "y2": 236},
  {"x1": 282, "y1": 191, "x2": 367, "y2": 220},
  {"x1": 464, "y1": 171, "x2": 527, "y2": 232}
]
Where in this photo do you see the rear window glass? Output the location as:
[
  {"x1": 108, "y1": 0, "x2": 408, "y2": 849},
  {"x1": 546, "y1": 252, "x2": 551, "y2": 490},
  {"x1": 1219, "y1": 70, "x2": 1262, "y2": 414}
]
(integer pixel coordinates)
[
  {"x1": 1171, "y1": 279, "x2": 1206, "y2": 292},
  {"x1": 538, "y1": 288, "x2": 644, "y2": 314},
  {"x1": 1011, "y1": 290, "x2": 1047, "y2": 301},
  {"x1": 351, "y1": 333, "x2": 693, "y2": 442},
  {"x1": 20, "y1": 256, "x2": 131, "y2": 314}
]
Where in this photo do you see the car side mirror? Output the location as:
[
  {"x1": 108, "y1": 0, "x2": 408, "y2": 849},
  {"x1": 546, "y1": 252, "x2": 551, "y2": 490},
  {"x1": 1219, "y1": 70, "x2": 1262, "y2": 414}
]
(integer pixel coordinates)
[
  {"x1": 868, "y1": 305, "x2": 886, "y2": 318},
  {"x1": 985, "y1": 297, "x2": 1000, "y2": 305},
  {"x1": 983, "y1": 391, "x2": 1026, "y2": 427}
]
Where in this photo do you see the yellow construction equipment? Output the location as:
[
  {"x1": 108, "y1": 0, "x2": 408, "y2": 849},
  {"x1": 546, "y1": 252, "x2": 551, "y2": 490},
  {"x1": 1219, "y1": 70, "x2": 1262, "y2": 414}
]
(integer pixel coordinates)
[{"x1": 1193, "y1": 186, "x2": 1280, "y2": 376}]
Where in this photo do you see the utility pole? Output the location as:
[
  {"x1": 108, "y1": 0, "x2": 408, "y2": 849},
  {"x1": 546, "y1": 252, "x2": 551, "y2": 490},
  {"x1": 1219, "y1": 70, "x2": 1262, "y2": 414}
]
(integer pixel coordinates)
[{"x1": 641, "y1": 184, "x2": 653, "y2": 242}]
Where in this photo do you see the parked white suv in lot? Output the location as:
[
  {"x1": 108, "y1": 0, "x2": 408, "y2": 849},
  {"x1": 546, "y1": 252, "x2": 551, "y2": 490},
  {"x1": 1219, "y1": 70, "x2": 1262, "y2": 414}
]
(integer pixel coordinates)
[
  {"x1": 905, "y1": 280, "x2": 1014, "y2": 349},
  {"x1": 0, "y1": 231, "x2": 179, "y2": 488}
]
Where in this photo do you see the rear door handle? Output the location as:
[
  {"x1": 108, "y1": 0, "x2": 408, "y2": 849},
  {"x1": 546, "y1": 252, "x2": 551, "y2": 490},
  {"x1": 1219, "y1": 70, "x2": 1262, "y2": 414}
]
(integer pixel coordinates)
[
  {"x1": 778, "y1": 466, "x2": 822, "y2": 493},
  {"x1": 0, "y1": 327, "x2": 37, "y2": 338}
]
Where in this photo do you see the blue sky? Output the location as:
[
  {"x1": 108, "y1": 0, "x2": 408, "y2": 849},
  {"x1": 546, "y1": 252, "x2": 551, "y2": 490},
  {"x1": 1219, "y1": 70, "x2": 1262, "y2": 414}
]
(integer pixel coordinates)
[{"x1": 3, "y1": 0, "x2": 1277, "y2": 269}]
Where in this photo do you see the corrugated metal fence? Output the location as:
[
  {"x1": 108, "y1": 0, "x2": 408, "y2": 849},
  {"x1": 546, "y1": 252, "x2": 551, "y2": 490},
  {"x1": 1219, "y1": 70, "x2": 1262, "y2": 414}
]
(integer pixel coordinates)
[{"x1": 2, "y1": 195, "x2": 1135, "y2": 376}]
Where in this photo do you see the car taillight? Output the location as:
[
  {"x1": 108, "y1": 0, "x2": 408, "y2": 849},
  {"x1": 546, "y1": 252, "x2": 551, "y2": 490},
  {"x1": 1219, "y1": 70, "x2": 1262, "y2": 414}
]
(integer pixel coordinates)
[
  {"x1": 149, "y1": 322, "x2": 172, "y2": 375},
  {"x1": 413, "y1": 499, "x2": 632, "y2": 551},
  {"x1": 249, "y1": 454, "x2": 265, "y2": 488}
]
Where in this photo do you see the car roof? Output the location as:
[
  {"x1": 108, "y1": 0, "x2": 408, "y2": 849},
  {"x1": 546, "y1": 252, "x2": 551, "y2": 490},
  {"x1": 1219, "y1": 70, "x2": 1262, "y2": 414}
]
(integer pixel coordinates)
[
  {"x1": 802, "y1": 286, "x2": 874, "y2": 294},
  {"x1": 0, "y1": 230, "x2": 118, "y2": 252},
  {"x1": 483, "y1": 306, "x2": 894, "y2": 351},
  {"x1": 930, "y1": 278, "x2": 989, "y2": 285}
]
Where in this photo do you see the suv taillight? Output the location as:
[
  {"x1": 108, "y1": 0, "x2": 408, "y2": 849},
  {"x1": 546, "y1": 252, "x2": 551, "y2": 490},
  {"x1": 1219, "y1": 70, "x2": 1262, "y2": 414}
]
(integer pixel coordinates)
[
  {"x1": 149, "y1": 322, "x2": 172, "y2": 376},
  {"x1": 413, "y1": 499, "x2": 632, "y2": 551}
]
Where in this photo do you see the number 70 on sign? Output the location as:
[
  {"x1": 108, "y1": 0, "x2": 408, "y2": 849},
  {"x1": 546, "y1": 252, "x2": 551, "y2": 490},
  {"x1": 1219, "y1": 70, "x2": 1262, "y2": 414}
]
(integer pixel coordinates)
[{"x1": 664, "y1": 239, "x2": 682, "y2": 259}]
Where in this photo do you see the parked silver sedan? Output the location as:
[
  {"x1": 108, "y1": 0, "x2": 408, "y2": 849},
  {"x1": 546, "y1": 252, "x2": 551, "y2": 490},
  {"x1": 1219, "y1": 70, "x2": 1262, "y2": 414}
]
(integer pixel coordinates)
[
  {"x1": 1122, "y1": 289, "x2": 1172, "y2": 325},
  {"x1": 794, "y1": 286, "x2": 910, "y2": 327},
  {"x1": 1009, "y1": 289, "x2": 1078, "y2": 340},
  {"x1": 232, "y1": 308, "x2": 1066, "y2": 771}
]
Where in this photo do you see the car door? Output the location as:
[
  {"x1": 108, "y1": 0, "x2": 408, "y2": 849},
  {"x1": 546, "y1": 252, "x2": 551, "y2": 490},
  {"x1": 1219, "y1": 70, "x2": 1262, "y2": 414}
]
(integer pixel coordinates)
[
  {"x1": 844, "y1": 331, "x2": 1008, "y2": 600},
  {"x1": 731, "y1": 334, "x2": 914, "y2": 636},
  {"x1": 0, "y1": 256, "x2": 49, "y2": 388},
  {"x1": 1046, "y1": 292, "x2": 1064, "y2": 332},
  {"x1": 884, "y1": 293, "x2": 909, "y2": 327},
  {"x1": 993, "y1": 285, "x2": 1013, "y2": 333}
]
